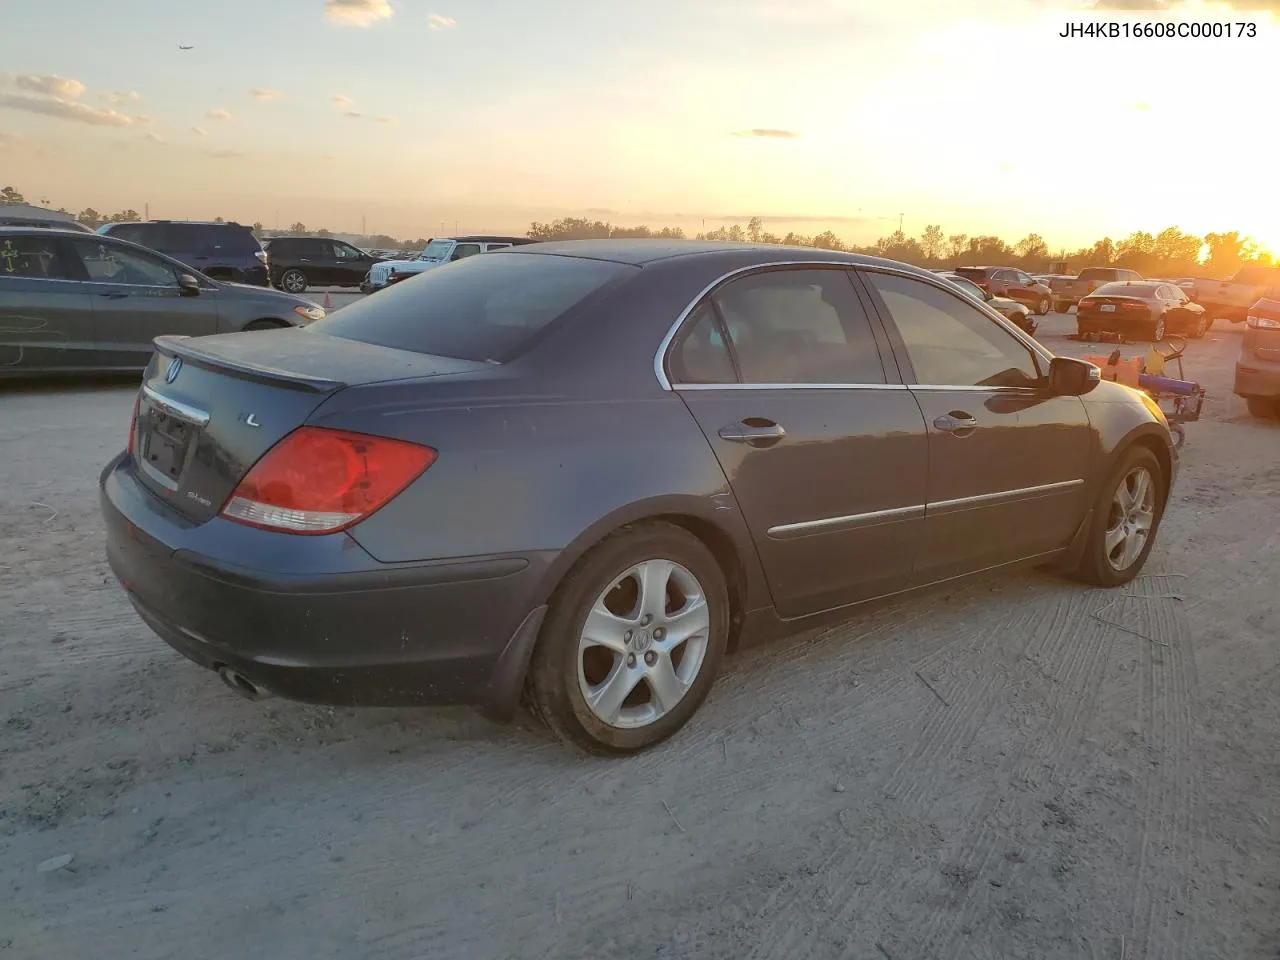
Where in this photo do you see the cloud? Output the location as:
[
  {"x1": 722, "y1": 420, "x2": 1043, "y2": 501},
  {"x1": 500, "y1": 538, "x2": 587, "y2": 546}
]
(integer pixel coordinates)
[
  {"x1": 250, "y1": 88, "x2": 284, "y2": 100},
  {"x1": 331, "y1": 94, "x2": 353, "y2": 108},
  {"x1": 428, "y1": 13, "x2": 457, "y2": 29},
  {"x1": 730, "y1": 128, "x2": 801, "y2": 139},
  {"x1": 374, "y1": 115, "x2": 399, "y2": 124},
  {"x1": 14, "y1": 74, "x2": 86, "y2": 99},
  {"x1": 102, "y1": 90, "x2": 141, "y2": 104},
  {"x1": 1093, "y1": 0, "x2": 1280, "y2": 7},
  {"x1": 0, "y1": 93, "x2": 140, "y2": 126},
  {"x1": 191, "y1": 125, "x2": 207, "y2": 136},
  {"x1": 324, "y1": 0, "x2": 394, "y2": 26},
  {"x1": 205, "y1": 107, "x2": 233, "y2": 122}
]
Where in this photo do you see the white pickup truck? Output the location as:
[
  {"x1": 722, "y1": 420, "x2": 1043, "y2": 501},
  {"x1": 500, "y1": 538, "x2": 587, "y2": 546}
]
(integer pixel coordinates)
[
  {"x1": 360, "y1": 235, "x2": 535, "y2": 293},
  {"x1": 1190, "y1": 265, "x2": 1280, "y2": 324}
]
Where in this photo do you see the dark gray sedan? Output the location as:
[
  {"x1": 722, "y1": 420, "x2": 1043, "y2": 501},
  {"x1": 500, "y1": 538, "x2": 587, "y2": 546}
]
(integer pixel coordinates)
[
  {"x1": 100, "y1": 241, "x2": 1179, "y2": 754},
  {"x1": 1, "y1": 227, "x2": 325, "y2": 376}
]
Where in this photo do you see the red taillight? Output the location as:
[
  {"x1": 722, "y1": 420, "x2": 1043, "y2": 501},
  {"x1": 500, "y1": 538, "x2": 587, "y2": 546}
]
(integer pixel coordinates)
[
  {"x1": 220, "y1": 426, "x2": 437, "y2": 535},
  {"x1": 127, "y1": 391, "x2": 141, "y2": 457}
]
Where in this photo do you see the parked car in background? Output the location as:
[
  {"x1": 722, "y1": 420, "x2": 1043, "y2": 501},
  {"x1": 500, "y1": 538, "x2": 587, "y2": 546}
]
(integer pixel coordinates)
[
  {"x1": 1233, "y1": 289, "x2": 1280, "y2": 419},
  {"x1": 1049, "y1": 267, "x2": 1143, "y2": 314},
  {"x1": 1190, "y1": 265, "x2": 1280, "y2": 325},
  {"x1": 1076, "y1": 280, "x2": 1208, "y2": 342},
  {"x1": 0, "y1": 210, "x2": 94, "y2": 233},
  {"x1": 952, "y1": 266, "x2": 1053, "y2": 315},
  {"x1": 0, "y1": 226, "x2": 323, "y2": 377},
  {"x1": 263, "y1": 237, "x2": 388, "y2": 293},
  {"x1": 934, "y1": 270, "x2": 1037, "y2": 335},
  {"x1": 101, "y1": 241, "x2": 1177, "y2": 754},
  {"x1": 98, "y1": 220, "x2": 269, "y2": 287},
  {"x1": 361, "y1": 235, "x2": 536, "y2": 292}
]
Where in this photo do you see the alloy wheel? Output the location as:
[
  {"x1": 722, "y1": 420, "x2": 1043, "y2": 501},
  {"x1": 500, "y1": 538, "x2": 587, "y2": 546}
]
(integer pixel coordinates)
[
  {"x1": 1153, "y1": 318, "x2": 1166, "y2": 341},
  {"x1": 282, "y1": 270, "x2": 307, "y2": 293},
  {"x1": 576, "y1": 559, "x2": 710, "y2": 729},
  {"x1": 1104, "y1": 466, "x2": 1156, "y2": 572}
]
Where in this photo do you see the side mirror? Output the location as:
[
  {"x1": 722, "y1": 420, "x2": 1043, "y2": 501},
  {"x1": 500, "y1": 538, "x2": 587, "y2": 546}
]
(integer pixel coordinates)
[
  {"x1": 1048, "y1": 356, "x2": 1100, "y2": 396},
  {"x1": 178, "y1": 274, "x2": 201, "y2": 297}
]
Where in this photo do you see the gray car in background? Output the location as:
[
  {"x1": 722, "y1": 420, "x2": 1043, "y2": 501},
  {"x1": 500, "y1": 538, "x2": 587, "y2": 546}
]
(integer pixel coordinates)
[
  {"x1": 101, "y1": 240, "x2": 1178, "y2": 754},
  {"x1": 0, "y1": 227, "x2": 325, "y2": 377}
]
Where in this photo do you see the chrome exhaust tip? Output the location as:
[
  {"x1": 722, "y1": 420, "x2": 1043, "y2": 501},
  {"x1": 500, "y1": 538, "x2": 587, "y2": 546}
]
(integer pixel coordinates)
[{"x1": 217, "y1": 665, "x2": 272, "y2": 701}]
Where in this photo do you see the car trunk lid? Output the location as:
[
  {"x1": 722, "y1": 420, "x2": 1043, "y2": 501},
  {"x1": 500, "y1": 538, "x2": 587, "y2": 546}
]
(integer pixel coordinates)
[{"x1": 130, "y1": 329, "x2": 488, "y2": 523}]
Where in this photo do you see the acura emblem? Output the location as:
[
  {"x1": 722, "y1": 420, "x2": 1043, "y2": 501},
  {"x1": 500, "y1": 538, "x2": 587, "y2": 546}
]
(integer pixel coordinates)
[{"x1": 164, "y1": 357, "x2": 183, "y2": 384}]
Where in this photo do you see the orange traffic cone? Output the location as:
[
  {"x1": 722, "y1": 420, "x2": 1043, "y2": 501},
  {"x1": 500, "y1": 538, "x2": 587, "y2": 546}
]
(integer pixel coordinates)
[{"x1": 323, "y1": 290, "x2": 332, "y2": 310}]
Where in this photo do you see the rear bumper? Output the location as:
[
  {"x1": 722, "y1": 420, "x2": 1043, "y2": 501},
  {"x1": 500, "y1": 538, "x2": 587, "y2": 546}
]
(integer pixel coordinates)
[
  {"x1": 1077, "y1": 314, "x2": 1152, "y2": 336},
  {"x1": 1234, "y1": 360, "x2": 1280, "y2": 399},
  {"x1": 99, "y1": 454, "x2": 555, "y2": 715}
]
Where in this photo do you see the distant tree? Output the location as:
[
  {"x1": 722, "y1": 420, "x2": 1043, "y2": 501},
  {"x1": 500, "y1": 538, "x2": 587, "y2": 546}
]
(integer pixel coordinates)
[
  {"x1": 1086, "y1": 237, "x2": 1115, "y2": 266},
  {"x1": 1015, "y1": 233, "x2": 1049, "y2": 264},
  {"x1": 317, "y1": 227, "x2": 332, "y2": 237},
  {"x1": 288, "y1": 221, "x2": 307, "y2": 235},
  {"x1": 213, "y1": 216, "x2": 225, "y2": 224},
  {"x1": 102, "y1": 209, "x2": 140, "y2": 224},
  {"x1": 946, "y1": 234, "x2": 969, "y2": 261},
  {"x1": 0, "y1": 185, "x2": 24, "y2": 204},
  {"x1": 747, "y1": 216, "x2": 763, "y2": 243},
  {"x1": 876, "y1": 230, "x2": 925, "y2": 263},
  {"x1": 77, "y1": 207, "x2": 102, "y2": 228},
  {"x1": 1152, "y1": 227, "x2": 1203, "y2": 268},
  {"x1": 919, "y1": 224, "x2": 945, "y2": 261},
  {"x1": 811, "y1": 230, "x2": 845, "y2": 251},
  {"x1": 251, "y1": 221, "x2": 264, "y2": 238}
]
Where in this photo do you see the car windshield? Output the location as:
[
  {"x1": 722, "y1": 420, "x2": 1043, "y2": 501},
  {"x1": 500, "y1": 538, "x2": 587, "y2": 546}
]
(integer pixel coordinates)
[
  {"x1": 419, "y1": 239, "x2": 454, "y2": 260},
  {"x1": 309, "y1": 252, "x2": 635, "y2": 363}
]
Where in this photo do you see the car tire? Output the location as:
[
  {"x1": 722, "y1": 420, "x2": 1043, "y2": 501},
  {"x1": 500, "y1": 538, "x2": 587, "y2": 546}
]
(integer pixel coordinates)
[
  {"x1": 1055, "y1": 301, "x2": 1071, "y2": 314},
  {"x1": 1036, "y1": 297, "x2": 1050, "y2": 316},
  {"x1": 1189, "y1": 315, "x2": 1208, "y2": 339},
  {"x1": 1245, "y1": 397, "x2": 1280, "y2": 419},
  {"x1": 1070, "y1": 445, "x2": 1166, "y2": 588},
  {"x1": 526, "y1": 521, "x2": 729, "y2": 755},
  {"x1": 1150, "y1": 317, "x2": 1166, "y2": 342},
  {"x1": 280, "y1": 269, "x2": 308, "y2": 294}
]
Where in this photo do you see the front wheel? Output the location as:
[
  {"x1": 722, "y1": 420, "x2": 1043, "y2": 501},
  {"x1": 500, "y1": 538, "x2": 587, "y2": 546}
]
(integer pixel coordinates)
[
  {"x1": 279, "y1": 269, "x2": 308, "y2": 294},
  {"x1": 1245, "y1": 397, "x2": 1280, "y2": 419},
  {"x1": 527, "y1": 523, "x2": 729, "y2": 754},
  {"x1": 1070, "y1": 446, "x2": 1165, "y2": 588},
  {"x1": 1035, "y1": 297, "x2": 1051, "y2": 316},
  {"x1": 1150, "y1": 317, "x2": 1167, "y2": 342}
]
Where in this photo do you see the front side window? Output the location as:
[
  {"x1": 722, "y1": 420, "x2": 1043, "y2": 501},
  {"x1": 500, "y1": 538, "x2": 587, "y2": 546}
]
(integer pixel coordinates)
[
  {"x1": 451, "y1": 243, "x2": 482, "y2": 261},
  {"x1": 0, "y1": 235, "x2": 76, "y2": 280},
  {"x1": 333, "y1": 242, "x2": 365, "y2": 260},
  {"x1": 70, "y1": 239, "x2": 179, "y2": 287},
  {"x1": 704, "y1": 268, "x2": 887, "y2": 385},
  {"x1": 862, "y1": 271, "x2": 1042, "y2": 388}
]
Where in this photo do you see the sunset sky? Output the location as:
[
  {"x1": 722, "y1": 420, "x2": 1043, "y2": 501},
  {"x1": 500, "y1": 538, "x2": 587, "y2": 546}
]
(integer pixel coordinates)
[{"x1": 1, "y1": 0, "x2": 1276, "y2": 250}]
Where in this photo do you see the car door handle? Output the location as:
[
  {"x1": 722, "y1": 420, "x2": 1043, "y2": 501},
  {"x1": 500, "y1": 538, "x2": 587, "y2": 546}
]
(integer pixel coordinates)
[
  {"x1": 933, "y1": 412, "x2": 978, "y2": 435},
  {"x1": 99, "y1": 291, "x2": 130, "y2": 300},
  {"x1": 719, "y1": 420, "x2": 786, "y2": 446}
]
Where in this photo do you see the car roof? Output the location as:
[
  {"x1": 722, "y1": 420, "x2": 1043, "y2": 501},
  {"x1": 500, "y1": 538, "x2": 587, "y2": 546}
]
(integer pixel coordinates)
[
  {"x1": 444, "y1": 235, "x2": 534, "y2": 243},
  {"x1": 504, "y1": 238, "x2": 940, "y2": 274},
  {"x1": 103, "y1": 219, "x2": 249, "y2": 227}
]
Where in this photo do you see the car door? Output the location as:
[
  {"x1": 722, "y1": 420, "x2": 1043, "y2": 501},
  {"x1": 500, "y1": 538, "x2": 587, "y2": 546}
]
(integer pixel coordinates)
[
  {"x1": 330, "y1": 240, "x2": 372, "y2": 284},
  {"x1": 0, "y1": 233, "x2": 96, "y2": 372},
  {"x1": 1014, "y1": 270, "x2": 1041, "y2": 305},
  {"x1": 68, "y1": 237, "x2": 221, "y2": 369},
  {"x1": 666, "y1": 265, "x2": 929, "y2": 618},
  {"x1": 858, "y1": 269, "x2": 1093, "y2": 584}
]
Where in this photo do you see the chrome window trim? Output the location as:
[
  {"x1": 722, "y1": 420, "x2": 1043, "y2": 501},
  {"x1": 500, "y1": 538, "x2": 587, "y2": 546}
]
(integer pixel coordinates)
[
  {"x1": 0, "y1": 273, "x2": 79, "y2": 284},
  {"x1": 141, "y1": 384, "x2": 212, "y2": 427},
  {"x1": 765, "y1": 479, "x2": 1084, "y2": 539},
  {"x1": 653, "y1": 259, "x2": 1054, "y2": 392}
]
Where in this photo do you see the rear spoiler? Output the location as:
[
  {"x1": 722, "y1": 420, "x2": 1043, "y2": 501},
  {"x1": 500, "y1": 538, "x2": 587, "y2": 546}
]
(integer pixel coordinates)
[{"x1": 153, "y1": 334, "x2": 346, "y2": 394}]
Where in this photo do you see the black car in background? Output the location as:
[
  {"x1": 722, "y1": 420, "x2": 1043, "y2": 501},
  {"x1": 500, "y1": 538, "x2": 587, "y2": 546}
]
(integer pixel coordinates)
[
  {"x1": 98, "y1": 220, "x2": 269, "y2": 287},
  {"x1": 1077, "y1": 281, "x2": 1209, "y2": 342},
  {"x1": 0, "y1": 226, "x2": 323, "y2": 376},
  {"x1": 262, "y1": 236, "x2": 386, "y2": 293}
]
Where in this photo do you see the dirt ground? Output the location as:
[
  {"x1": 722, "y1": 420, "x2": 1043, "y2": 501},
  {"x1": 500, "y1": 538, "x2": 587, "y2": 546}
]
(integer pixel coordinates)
[{"x1": 1, "y1": 312, "x2": 1277, "y2": 960}]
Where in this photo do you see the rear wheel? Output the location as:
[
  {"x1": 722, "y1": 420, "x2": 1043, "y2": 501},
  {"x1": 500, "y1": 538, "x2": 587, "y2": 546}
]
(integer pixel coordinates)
[
  {"x1": 1035, "y1": 296, "x2": 1050, "y2": 316},
  {"x1": 1071, "y1": 446, "x2": 1165, "y2": 588},
  {"x1": 1190, "y1": 314, "x2": 1208, "y2": 339},
  {"x1": 527, "y1": 522, "x2": 729, "y2": 755},
  {"x1": 1245, "y1": 397, "x2": 1280, "y2": 419},
  {"x1": 279, "y1": 269, "x2": 308, "y2": 294}
]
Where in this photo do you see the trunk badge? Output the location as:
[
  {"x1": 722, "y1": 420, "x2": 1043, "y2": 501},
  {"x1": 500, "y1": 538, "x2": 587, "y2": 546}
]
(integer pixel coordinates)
[
  {"x1": 243, "y1": 413, "x2": 261, "y2": 428},
  {"x1": 164, "y1": 357, "x2": 182, "y2": 383}
]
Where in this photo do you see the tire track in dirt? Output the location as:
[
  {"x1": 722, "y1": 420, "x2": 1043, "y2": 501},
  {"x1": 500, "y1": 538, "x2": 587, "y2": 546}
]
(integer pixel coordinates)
[{"x1": 740, "y1": 596, "x2": 1055, "y2": 960}]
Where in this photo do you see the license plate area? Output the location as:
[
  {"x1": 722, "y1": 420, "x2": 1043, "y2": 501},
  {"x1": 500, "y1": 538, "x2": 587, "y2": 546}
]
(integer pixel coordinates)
[
  {"x1": 1100, "y1": 304, "x2": 1116, "y2": 312},
  {"x1": 140, "y1": 409, "x2": 194, "y2": 490}
]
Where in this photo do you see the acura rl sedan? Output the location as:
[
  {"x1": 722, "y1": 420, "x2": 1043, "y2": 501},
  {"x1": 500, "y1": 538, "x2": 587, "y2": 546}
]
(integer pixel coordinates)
[{"x1": 101, "y1": 241, "x2": 1179, "y2": 754}]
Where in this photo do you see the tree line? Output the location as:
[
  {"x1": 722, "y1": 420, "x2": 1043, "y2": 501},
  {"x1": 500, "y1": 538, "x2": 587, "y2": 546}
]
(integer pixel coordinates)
[
  {"x1": 528, "y1": 216, "x2": 1273, "y2": 280},
  {"x1": 5, "y1": 184, "x2": 1271, "y2": 278}
]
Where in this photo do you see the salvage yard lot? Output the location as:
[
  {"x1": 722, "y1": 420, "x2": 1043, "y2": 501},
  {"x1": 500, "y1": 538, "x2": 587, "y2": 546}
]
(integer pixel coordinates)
[{"x1": 1, "y1": 312, "x2": 1277, "y2": 960}]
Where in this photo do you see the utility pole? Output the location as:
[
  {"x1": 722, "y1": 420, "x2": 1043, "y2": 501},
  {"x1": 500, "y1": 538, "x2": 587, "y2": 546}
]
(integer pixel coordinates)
[
  {"x1": 145, "y1": 202, "x2": 149, "y2": 221},
  {"x1": 898, "y1": 212, "x2": 904, "y2": 233},
  {"x1": 362, "y1": 214, "x2": 366, "y2": 237}
]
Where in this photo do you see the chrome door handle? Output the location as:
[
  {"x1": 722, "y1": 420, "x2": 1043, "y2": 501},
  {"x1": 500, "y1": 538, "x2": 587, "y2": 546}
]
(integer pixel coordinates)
[
  {"x1": 719, "y1": 420, "x2": 786, "y2": 446},
  {"x1": 933, "y1": 412, "x2": 978, "y2": 434}
]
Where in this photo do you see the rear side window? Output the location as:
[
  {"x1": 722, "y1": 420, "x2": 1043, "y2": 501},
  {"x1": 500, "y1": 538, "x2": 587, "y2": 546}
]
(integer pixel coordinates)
[
  {"x1": 954, "y1": 267, "x2": 986, "y2": 279},
  {"x1": 310, "y1": 252, "x2": 634, "y2": 363},
  {"x1": 0, "y1": 235, "x2": 78, "y2": 279}
]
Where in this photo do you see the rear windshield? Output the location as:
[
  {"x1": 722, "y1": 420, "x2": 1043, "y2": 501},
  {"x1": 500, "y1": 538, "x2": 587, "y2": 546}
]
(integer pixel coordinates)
[
  {"x1": 1078, "y1": 268, "x2": 1118, "y2": 281},
  {"x1": 953, "y1": 267, "x2": 987, "y2": 278},
  {"x1": 309, "y1": 252, "x2": 635, "y2": 363},
  {"x1": 1092, "y1": 282, "x2": 1155, "y2": 297},
  {"x1": 103, "y1": 223, "x2": 154, "y2": 245}
]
